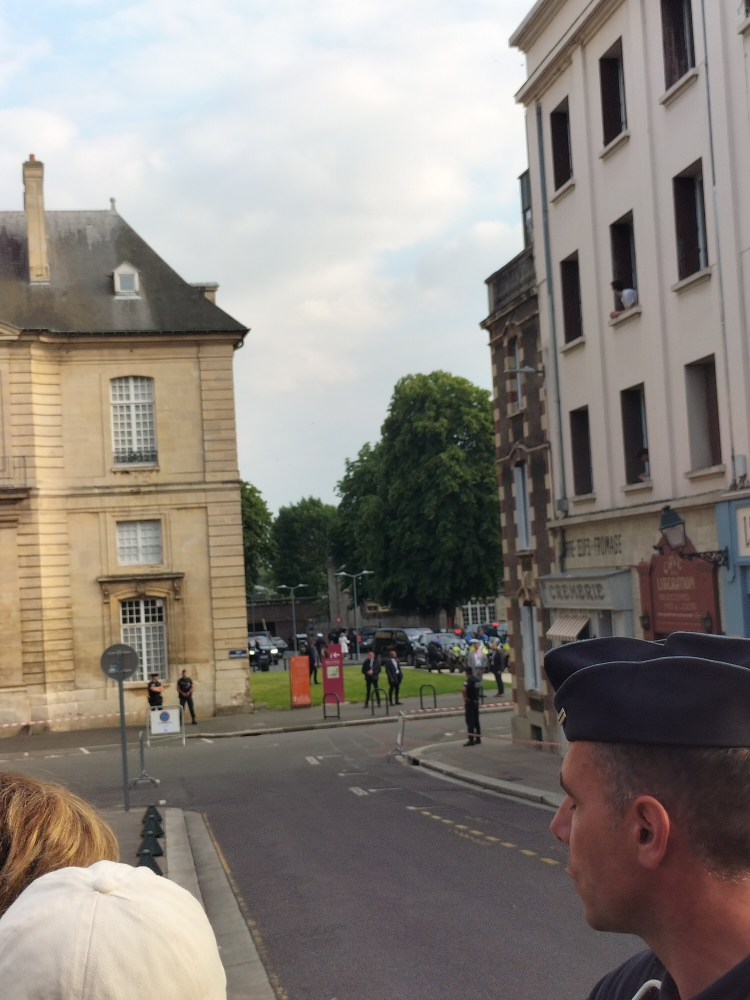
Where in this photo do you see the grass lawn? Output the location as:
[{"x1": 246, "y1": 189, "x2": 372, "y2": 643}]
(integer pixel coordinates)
[{"x1": 248, "y1": 665, "x2": 467, "y2": 711}]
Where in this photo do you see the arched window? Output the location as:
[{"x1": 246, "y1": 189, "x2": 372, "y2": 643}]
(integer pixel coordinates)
[{"x1": 110, "y1": 376, "x2": 157, "y2": 466}]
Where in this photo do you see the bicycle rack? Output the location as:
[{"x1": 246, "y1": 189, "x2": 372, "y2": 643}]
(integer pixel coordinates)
[
  {"x1": 370, "y1": 687, "x2": 389, "y2": 715},
  {"x1": 322, "y1": 692, "x2": 340, "y2": 720},
  {"x1": 130, "y1": 731, "x2": 160, "y2": 788},
  {"x1": 419, "y1": 684, "x2": 437, "y2": 710}
]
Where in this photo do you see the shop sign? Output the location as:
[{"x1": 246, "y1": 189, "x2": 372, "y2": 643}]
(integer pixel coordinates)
[
  {"x1": 564, "y1": 533, "x2": 624, "y2": 561},
  {"x1": 637, "y1": 548, "x2": 719, "y2": 638},
  {"x1": 539, "y1": 571, "x2": 632, "y2": 610}
]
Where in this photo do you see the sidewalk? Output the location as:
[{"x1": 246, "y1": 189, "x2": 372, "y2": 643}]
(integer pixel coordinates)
[
  {"x1": 103, "y1": 804, "x2": 273, "y2": 1000},
  {"x1": 403, "y1": 716, "x2": 566, "y2": 809}
]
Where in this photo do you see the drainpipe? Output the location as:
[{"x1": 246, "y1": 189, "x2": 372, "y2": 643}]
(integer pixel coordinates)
[
  {"x1": 536, "y1": 102, "x2": 568, "y2": 571},
  {"x1": 698, "y1": 0, "x2": 740, "y2": 486}
]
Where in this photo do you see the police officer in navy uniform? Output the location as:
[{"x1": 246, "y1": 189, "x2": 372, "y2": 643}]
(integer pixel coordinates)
[
  {"x1": 546, "y1": 632, "x2": 750, "y2": 1000},
  {"x1": 462, "y1": 664, "x2": 481, "y2": 745}
]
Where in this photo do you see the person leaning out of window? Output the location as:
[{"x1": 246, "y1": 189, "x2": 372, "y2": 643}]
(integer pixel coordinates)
[{"x1": 610, "y1": 279, "x2": 638, "y2": 318}]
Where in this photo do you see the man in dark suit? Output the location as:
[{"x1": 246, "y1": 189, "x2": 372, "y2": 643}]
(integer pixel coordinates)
[
  {"x1": 362, "y1": 650, "x2": 381, "y2": 707},
  {"x1": 385, "y1": 649, "x2": 403, "y2": 705}
]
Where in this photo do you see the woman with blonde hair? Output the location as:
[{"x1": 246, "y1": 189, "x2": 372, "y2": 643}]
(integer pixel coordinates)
[{"x1": 0, "y1": 770, "x2": 118, "y2": 916}]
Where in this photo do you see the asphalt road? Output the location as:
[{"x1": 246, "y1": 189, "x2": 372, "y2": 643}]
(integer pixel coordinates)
[{"x1": 3, "y1": 719, "x2": 643, "y2": 1000}]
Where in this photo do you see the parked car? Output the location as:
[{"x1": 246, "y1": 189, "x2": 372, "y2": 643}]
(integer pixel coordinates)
[
  {"x1": 372, "y1": 628, "x2": 422, "y2": 664},
  {"x1": 271, "y1": 636, "x2": 288, "y2": 659},
  {"x1": 357, "y1": 627, "x2": 378, "y2": 654},
  {"x1": 415, "y1": 632, "x2": 468, "y2": 671}
]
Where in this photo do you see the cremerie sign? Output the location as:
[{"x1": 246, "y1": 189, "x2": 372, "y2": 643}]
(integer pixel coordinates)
[{"x1": 539, "y1": 570, "x2": 633, "y2": 610}]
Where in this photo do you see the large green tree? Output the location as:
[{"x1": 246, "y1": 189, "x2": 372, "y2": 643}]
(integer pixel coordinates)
[
  {"x1": 240, "y1": 482, "x2": 275, "y2": 592},
  {"x1": 272, "y1": 496, "x2": 339, "y2": 598},
  {"x1": 335, "y1": 371, "x2": 502, "y2": 612}
]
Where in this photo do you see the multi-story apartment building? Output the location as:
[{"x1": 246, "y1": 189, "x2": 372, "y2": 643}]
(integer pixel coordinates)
[
  {"x1": 510, "y1": 0, "x2": 750, "y2": 641},
  {"x1": 481, "y1": 174, "x2": 558, "y2": 745},
  {"x1": 0, "y1": 156, "x2": 251, "y2": 733}
]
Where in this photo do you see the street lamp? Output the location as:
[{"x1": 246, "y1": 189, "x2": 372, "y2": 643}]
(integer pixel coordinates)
[
  {"x1": 658, "y1": 506, "x2": 729, "y2": 567},
  {"x1": 277, "y1": 584, "x2": 307, "y2": 653},
  {"x1": 335, "y1": 570, "x2": 374, "y2": 659}
]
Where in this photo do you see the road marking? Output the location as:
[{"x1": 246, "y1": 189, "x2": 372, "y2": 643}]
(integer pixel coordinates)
[
  {"x1": 486, "y1": 836, "x2": 499, "y2": 842},
  {"x1": 338, "y1": 771, "x2": 367, "y2": 777},
  {"x1": 501, "y1": 841, "x2": 517, "y2": 847},
  {"x1": 406, "y1": 806, "x2": 419, "y2": 810},
  {"x1": 44, "y1": 754, "x2": 62, "y2": 759},
  {"x1": 79, "y1": 747, "x2": 90, "y2": 755},
  {"x1": 349, "y1": 786, "x2": 368, "y2": 796},
  {"x1": 520, "y1": 849, "x2": 537, "y2": 856},
  {"x1": 201, "y1": 738, "x2": 214, "y2": 744},
  {"x1": 455, "y1": 824, "x2": 468, "y2": 829},
  {"x1": 541, "y1": 858, "x2": 560, "y2": 865},
  {"x1": 441, "y1": 819, "x2": 453, "y2": 824},
  {"x1": 420, "y1": 810, "x2": 433, "y2": 815},
  {"x1": 469, "y1": 829, "x2": 483, "y2": 836},
  {"x1": 305, "y1": 756, "x2": 320, "y2": 765},
  {"x1": 367, "y1": 788, "x2": 401, "y2": 793},
  {"x1": 317, "y1": 754, "x2": 343, "y2": 758}
]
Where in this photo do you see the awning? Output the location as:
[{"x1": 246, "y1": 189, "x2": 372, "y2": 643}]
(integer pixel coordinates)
[{"x1": 546, "y1": 614, "x2": 590, "y2": 641}]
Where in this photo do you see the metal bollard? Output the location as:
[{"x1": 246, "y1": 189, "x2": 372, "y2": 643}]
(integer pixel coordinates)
[
  {"x1": 323, "y1": 692, "x2": 340, "y2": 720},
  {"x1": 419, "y1": 684, "x2": 437, "y2": 710}
]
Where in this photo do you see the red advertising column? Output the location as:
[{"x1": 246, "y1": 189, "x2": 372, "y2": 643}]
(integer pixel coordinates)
[
  {"x1": 322, "y1": 643, "x2": 345, "y2": 704},
  {"x1": 290, "y1": 655, "x2": 311, "y2": 707}
]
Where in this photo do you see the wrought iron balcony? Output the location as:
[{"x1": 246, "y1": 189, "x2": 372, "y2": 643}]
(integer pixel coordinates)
[
  {"x1": 487, "y1": 246, "x2": 536, "y2": 315},
  {"x1": 113, "y1": 449, "x2": 158, "y2": 466}
]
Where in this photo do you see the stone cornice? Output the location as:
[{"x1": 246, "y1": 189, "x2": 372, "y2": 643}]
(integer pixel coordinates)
[{"x1": 513, "y1": 0, "x2": 626, "y2": 106}]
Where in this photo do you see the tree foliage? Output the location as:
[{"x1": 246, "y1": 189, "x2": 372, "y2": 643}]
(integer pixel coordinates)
[
  {"x1": 272, "y1": 496, "x2": 339, "y2": 598},
  {"x1": 240, "y1": 481, "x2": 275, "y2": 592},
  {"x1": 335, "y1": 371, "x2": 502, "y2": 612}
]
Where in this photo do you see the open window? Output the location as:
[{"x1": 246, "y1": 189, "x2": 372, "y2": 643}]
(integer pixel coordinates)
[
  {"x1": 600, "y1": 38, "x2": 627, "y2": 146},
  {"x1": 610, "y1": 212, "x2": 638, "y2": 310},
  {"x1": 661, "y1": 0, "x2": 695, "y2": 91},
  {"x1": 673, "y1": 160, "x2": 708, "y2": 280},
  {"x1": 560, "y1": 252, "x2": 583, "y2": 343},
  {"x1": 685, "y1": 356, "x2": 721, "y2": 470},
  {"x1": 550, "y1": 98, "x2": 573, "y2": 190},
  {"x1": 621, "y1": 384, "x2": 650, "y2": 484},
  {"x1": 570, "y1": 406, "x2": 593, "y2": 496}
]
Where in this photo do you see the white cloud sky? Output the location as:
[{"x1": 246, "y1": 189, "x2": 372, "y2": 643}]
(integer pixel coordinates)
[{"x1": 0, "y1": 0, "x2": 532, "y2": 511}]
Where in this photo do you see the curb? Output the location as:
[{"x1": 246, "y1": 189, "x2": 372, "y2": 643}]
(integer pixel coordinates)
[
  {"x1": 188, "y1": 704, "x2": 513, "y2": 740},
  {"x1": 404, "y1": 744, "x2": 565, "y2": 809}
]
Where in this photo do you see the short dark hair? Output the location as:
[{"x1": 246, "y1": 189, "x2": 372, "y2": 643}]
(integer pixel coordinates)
[
  {"x1": 611, "y1": 279, "x2": 624, "y2": 291},
  {"x1": 591, "y1": 743, "x2": 750, "y2": 881}
]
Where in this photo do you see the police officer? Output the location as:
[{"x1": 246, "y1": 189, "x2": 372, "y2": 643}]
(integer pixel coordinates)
[
  {"x1": 546, "y1": 632, "x2": 750, "y2": 999},
  {"x1": 462, "y1": 664, "x2": 481, "y2": 746}
]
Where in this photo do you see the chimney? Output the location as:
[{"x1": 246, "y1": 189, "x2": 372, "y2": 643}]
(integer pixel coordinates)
[
  {"x1": 191, "y1": 282, "x2": 219, "y2": 303},
  {"x1": 23, "y1": 154, "x2": 49, "y2": 283}
]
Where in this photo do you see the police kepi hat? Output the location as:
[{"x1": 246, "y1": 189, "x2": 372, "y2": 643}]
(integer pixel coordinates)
[{"x1": 545, "y1": 632, "x2": 750, "y2": 746}]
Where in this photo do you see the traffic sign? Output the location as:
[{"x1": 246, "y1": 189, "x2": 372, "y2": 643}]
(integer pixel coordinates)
[
  {"x1": 335, "y1": 615, "x2": 343, "y2": 624},
  {"x1": 100, "y1": 644, "x2": 139, "y2": 682}
]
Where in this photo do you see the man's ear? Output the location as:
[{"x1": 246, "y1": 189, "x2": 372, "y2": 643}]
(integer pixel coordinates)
[{"x1": 630, "y1": 795, "x2": 671, "y2": 870}]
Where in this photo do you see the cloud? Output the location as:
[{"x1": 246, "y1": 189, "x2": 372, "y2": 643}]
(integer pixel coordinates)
[{"x1": 0, "y1": 0, "x2": 532, "y2": 510}]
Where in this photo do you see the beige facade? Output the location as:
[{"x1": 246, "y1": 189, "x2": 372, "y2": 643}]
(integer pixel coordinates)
[
  {"x1": 0, "y1": 160, "x2": 250, "y2": 733},
  {"x1": 510, "y1": 0, "x2": 750, "y2": 642}
]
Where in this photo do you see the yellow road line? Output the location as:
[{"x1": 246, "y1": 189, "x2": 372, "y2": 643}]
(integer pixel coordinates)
[
  {"x1": 501, "y1": 841, "x2": 517, "y2": 848},
  {"x1": 520, "y1": 849, "x2": 537, "y2": 856},
  {"x1": 540, "y1": 858, "x2": 560, "y2": 865}
]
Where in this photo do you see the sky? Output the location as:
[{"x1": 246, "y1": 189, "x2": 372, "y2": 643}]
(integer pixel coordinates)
[{"x1": 0, "y1": 0, "x2": 532, "y2": 511}]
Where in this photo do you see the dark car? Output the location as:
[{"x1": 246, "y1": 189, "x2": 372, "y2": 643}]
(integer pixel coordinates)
[
  {"x1": 372, "y1": 628, "x2": 422, "y2": 664},
  {"x1": 357, "y1": 627, "x2": 378, "y2": 655}
]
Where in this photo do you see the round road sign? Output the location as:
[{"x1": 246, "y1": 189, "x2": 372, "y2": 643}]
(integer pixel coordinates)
[
  {"x1": 100, "y1": 643, "x2": 139, "y2": 682},
  {"x1": 335, "y1": 615, "x2": 343, "y2": 624}
]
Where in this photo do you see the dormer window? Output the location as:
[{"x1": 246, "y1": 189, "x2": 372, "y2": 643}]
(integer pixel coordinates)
[{"x1": 114, "y1": 263, "x2": 140, "y2": 298}]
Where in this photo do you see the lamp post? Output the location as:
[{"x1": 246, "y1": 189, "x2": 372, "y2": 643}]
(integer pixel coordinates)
[
  {"x1": 278, "y1": 584, "x2": 307, "y2": 653},
  {"x1": 335, "y1": 570, "x2": 374, "y2": 659},
  {"x1": 658, "y1": 506, "x2": 729, "y2": 567}
]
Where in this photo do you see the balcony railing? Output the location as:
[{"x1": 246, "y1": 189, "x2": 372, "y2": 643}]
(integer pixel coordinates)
[
  {"x1": 489, "y1": 247, "x2": 536, "y2": 314},
  {"x1": 0, "y1": 456, "x2": 28, "y2": 490},
  {"x1": 113, "y1": 449, "x2": 158, "y2": 466}
]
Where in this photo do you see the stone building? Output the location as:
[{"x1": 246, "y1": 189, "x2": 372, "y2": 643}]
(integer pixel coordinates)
[
  {"x1": 481, "y1": 172, "x2": 558, "y2": 745},
  {"x1": 0, "y1": 156, "x2": 250, "y2": 733},
  {"x1": 508, "y1": 0, "x2": 750, "y2": 641}
]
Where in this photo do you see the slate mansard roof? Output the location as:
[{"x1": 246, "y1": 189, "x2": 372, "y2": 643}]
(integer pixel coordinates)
[{"x1": 0, "y1": 209, "x2": 248, "y2": 336}]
